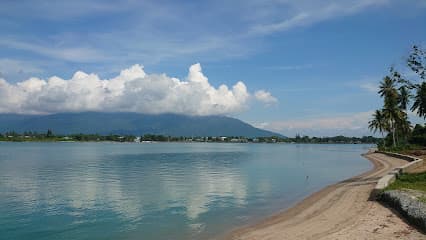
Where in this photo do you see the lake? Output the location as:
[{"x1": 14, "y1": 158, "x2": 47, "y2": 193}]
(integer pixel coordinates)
[{"x1": 0, "y1": 142, "x2": 372, "y2": 240}]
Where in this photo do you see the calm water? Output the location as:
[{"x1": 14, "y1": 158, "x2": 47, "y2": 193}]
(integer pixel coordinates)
[{"x1": 0, "y1": 142, "x2": 372, "y2": 240}]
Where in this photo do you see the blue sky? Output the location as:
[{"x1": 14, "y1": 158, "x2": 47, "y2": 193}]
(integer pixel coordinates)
[{"x1": 0, "y1": 0, "x2": 426, "y2": 136}]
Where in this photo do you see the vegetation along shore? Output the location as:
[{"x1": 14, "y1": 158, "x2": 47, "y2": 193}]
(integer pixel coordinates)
[{"x1": 0, "y1": 131, "x2": 379, "y2": 144}]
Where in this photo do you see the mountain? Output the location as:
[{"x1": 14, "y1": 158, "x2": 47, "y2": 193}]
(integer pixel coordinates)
[{"x1": 0, "y1": 112, "x2": 282, "y2": 137}]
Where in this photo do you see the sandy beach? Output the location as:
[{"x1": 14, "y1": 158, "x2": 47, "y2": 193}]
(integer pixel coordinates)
[{"x1": 225, "y1": 152, "x2": 425, "y2": 240}]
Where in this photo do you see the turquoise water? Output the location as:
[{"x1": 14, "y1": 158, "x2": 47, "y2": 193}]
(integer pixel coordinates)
[{"x1": 0, "y1": 142, "x2": 372, "y2": 240}]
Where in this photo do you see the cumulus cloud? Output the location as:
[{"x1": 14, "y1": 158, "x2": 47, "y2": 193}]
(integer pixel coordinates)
[
  {"x1": 0, "y1": 63, "x2": 275, "y2": 115},
  {"x1": 254, "y1": 90, "x2": 278, "y2": 105}
]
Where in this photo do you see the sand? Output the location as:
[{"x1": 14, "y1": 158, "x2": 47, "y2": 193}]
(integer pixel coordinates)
[{"x1": 225, "y1": 153, "x2": 425, "y2": 240}]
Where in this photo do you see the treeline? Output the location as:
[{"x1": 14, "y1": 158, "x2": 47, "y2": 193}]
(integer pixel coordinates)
[
  {"x1": 410, "y1": 124, "x2": 426, "y2": 146},
  {"x1": 369, "y1": 45, "x2": 426, "y2": 150},
  {"x1": 0, "y1": 131, "x2": 136, "y2": 142},
  {"x1": 0, "y1": 130, "x2": 380, "y2": 144},
  {"x1": 285, "y1": 135, "x2": 378, "y2": 144}
]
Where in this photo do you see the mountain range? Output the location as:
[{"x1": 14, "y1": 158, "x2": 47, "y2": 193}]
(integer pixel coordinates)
[{"x1": 0, "y1": 112, "x2": 282, "y2": 137}]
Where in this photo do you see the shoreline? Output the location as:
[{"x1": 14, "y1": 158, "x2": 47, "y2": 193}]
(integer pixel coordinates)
[{"x1": 223, "y1": 152, "x2": 424, "y2": 240}]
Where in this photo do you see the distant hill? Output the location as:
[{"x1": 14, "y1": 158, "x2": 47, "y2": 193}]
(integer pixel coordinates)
[{"x1": 0, "y1": 112, "x2": 283, "y2": 137}]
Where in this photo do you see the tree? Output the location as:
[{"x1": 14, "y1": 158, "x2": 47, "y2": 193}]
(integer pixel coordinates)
[
  {"x1": 375, "y1": 69, "x2": 412, "y2": 147},
  {"x1": 46, "y1": 129, "x2": 54, "y2": 138},
  {"x1": 368, "y1": 110, "x2": 387, "y2": 137},
  {"x1": 407, "y1": 45, "x2": 426, "y2": 120},
  {"x1": 398, "y1": 85, "x2": 411, "y2": 110},
  {"x1": 378, "y1": 75, "x2": 400, "y2": 147},
  {"x1": 378, "y1": 76, "x2": 397, "y2": 99},
  {"x1": 369, "y1": 45, "x2": 426, "y2": 148},
  {"x1": 408, "y1": 45, "x2": 426, "y2": 80},
  {"x1": 410, "y1": 124, "x2": 426, "y2": 145},
  {"x1": 395, "y1": 110, "x2": 411, "y2": 144},
  {"x1": 411, "y1": 82, "x2": 426, "y2": 119}
]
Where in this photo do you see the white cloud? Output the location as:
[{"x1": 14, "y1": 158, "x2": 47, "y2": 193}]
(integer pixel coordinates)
[
  {"x1": 255, "y1": 111, "x2": 375, "y2": 136},
  {"x1": 266, "y1": 64, "x2": 313, "y2": 71},
  {"x1": 0, "y1": 59, "x2": 43, "y2": 76},
  {"x1": 0, "y1": 63, "x2": 274, "y2": 115},
  {"x1": 359, "y1": 82, "x2": 378, "y2": 93},
  {"x1": 249, "y1": 0, "x2": 390, "y2": 35},
  {"x1": 254, "y1": 90, "x2": 278, "y2": 105},
  {"x1": 0, "y1": 39, "x2": 105, "y2": 62},
  {"x1": 256, "y1": 109, "x2": 425, "y2": 137},
  {"x1": 0, "y1": 0, "x2": 397, "y2": 65}
]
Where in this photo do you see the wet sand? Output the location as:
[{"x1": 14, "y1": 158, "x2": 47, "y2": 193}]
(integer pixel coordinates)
[{"x1": 225, "y1": 153, "x2": 425, "y2": 240}]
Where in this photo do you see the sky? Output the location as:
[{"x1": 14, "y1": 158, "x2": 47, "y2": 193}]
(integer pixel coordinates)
[{"x1": 0, "y1": 0, "x2": 426, "y2": 137}]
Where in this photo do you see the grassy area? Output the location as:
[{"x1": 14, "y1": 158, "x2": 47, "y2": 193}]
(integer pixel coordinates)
[{"x1": 386, "y1": 172, "x2": 426, "y2": 192}]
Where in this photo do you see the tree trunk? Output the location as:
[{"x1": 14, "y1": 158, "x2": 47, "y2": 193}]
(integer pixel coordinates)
[
  {"x1": 392, "y1": 124, "x2": 396, "y2": 147},
  {"x1": 396, "y1": 130, "x2": 399, "y2": 146}
]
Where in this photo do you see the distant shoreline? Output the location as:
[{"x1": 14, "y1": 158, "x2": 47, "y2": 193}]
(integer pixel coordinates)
[
  {"x1": 0, "y1": 140, "x2": 375, "y2": 145},
  {"x1": 0, "y1": 131, "x2": 380, "y2": 144}
]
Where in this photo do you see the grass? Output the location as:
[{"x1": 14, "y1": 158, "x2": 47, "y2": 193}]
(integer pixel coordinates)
[
  {"x1": 386, "y1": 172, "x2": 426, "y2": 192},
  {"x1": 379, "y1": 144, "x2": 426, "y2": 156}
]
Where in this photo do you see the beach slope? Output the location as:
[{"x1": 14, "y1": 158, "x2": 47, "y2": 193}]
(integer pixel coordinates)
[{"x1": 226, "y1": 153, "x2": 424, "y2": 240}]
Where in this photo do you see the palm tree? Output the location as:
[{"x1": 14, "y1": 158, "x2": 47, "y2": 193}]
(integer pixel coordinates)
[
  {"x1": 373, "y1": 68, "x2": 417, "y2": 147},
  {"x1": 378, "y1": 76, "x2": 396, "y2": 98},
  {"x1": 407, "y1": 45, "x2": 426, "y2": 119},
  {"x1": 411, "y1": 82, "x2": 426, "y2": 119},
  {"x1": 369, "y1": 110, "x2": 387, "y2": 138},
  {"x1": 382, "y1": 107, "x2": 398, "y2": 147},
  {"x1": 398, "y1": 85, "x2": 410, "y2": 111},
  {"x1": 396, "y1": 111, "x2": 412, "y2": 143},
  {"x1": 378, "y1": 75, "x2": 400, "y2": 147}
]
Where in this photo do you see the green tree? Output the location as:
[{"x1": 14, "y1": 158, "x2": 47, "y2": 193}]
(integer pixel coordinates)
[
  {"x1": 368, "y1": 110, "x2": 387, "y2": 137},
  {"x1": 375, "y1": 69, "x2": 412, "y2": 147},
  {"x1": 398, "y1": 85, "x2": 411, "y2": 110},
  {"x1": 407, "y1": 45, "x2": 426, "y2": 120},
  {"x1": 378, "y1": 75, "x2": 399, "y2": 147},
  {"x1": 411, "y1": 82, "x2": 426, "y2": 119},
  {"x1": 408, "y1": 45, "x2": 426, "y2": 80},
  {"x1": 410, "y1": 124, "x2": 426, "y2": 145},
  {"x1": 46, "y1": 129, "x2": 54, "y2": 138}
]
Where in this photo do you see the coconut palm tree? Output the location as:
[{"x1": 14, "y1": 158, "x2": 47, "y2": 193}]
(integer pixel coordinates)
[
  {"x1": 378, "y1": 75, "x2": 400, "y2": 147},
  {"x1": 398, "y1": 85, "x2": 411, "y2": 111},
  {"x1": 368, "y1": 110, "x2": 387, "y2": 138},
  {"x1": 396, "y1": 111, "x2": 412, "y2": 143},
  {"x1": 378, "y1": 76, "x2": 396, "y2": 98},
  {"x1": 407, "y1": 45, "x2": 426, "y2": 119},
  {"x1": 411, "y1": 82, "x2": 426, "y2": 119},
  {"x1": 382, "y1": 107, "x2": 398, "y2": 147}
]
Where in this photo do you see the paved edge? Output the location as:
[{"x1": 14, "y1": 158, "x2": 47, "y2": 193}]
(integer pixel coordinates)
[{"x1": 373, "y1": 151, "x2": 424, "y2": 198}]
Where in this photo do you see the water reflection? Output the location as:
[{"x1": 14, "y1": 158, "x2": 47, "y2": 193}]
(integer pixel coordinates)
[
  {"x1": 0, "y1": 142, "x2": 372, "y2": 240},
  {"x1": 0, "y1": 145, "x2": 251, "y2": 239}
]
